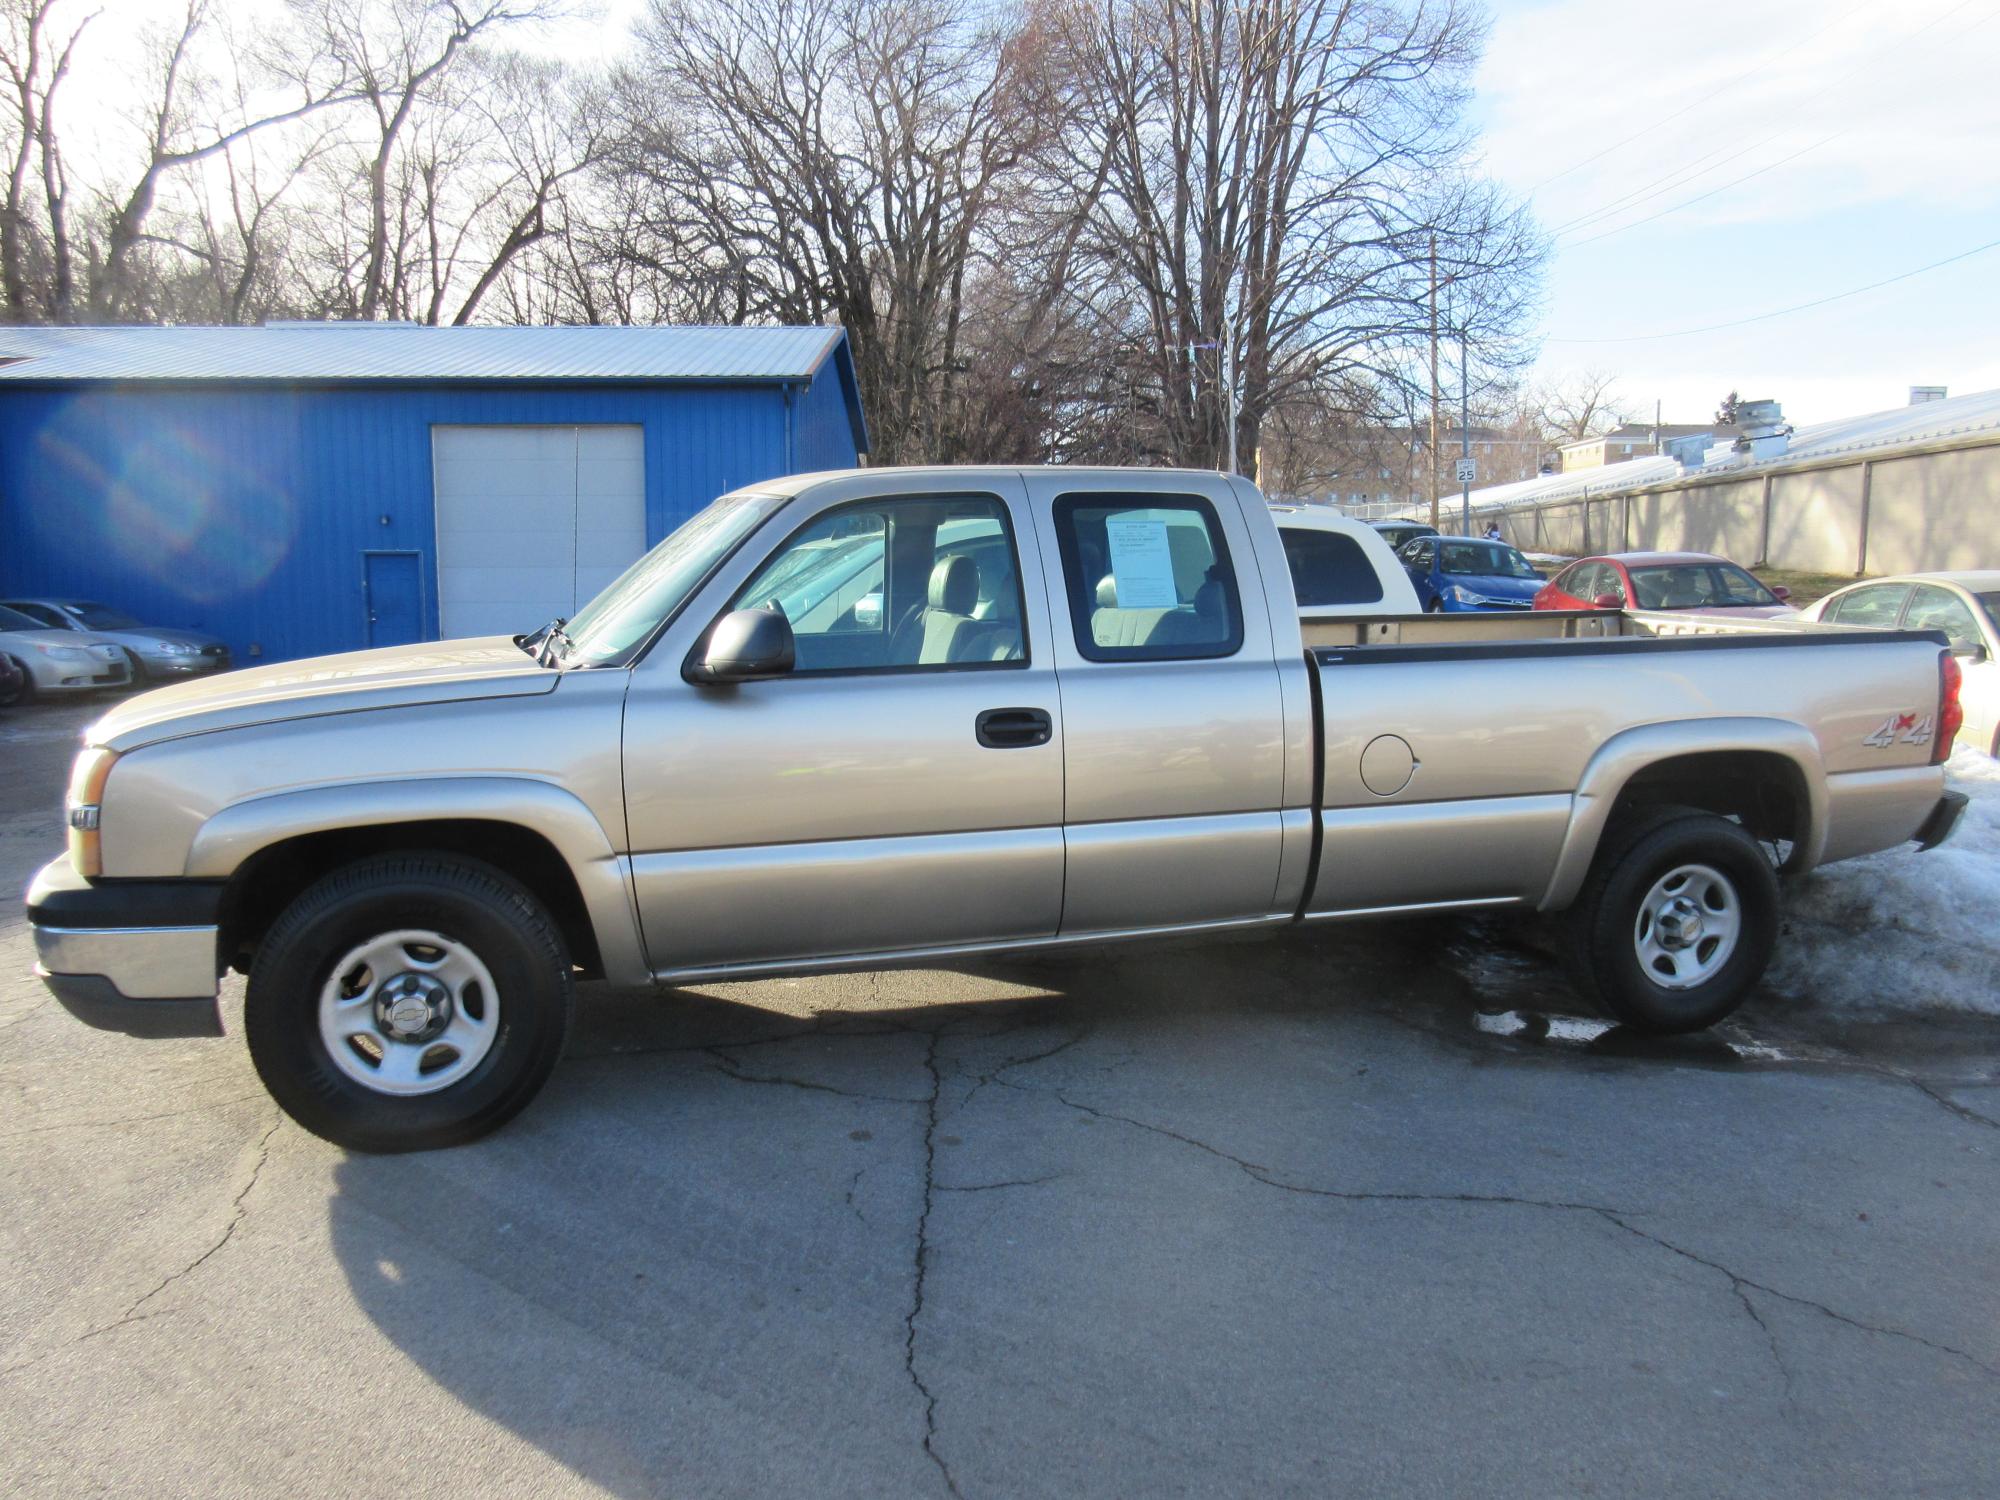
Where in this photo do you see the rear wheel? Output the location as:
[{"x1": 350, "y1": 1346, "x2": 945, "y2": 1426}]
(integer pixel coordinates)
[
  {"x1": 1562, "y1": 811, "x2": 1778, "y2": 1033},
  {"x1": 244, "y1": 854, "x2": 572, "y2": 1152}
]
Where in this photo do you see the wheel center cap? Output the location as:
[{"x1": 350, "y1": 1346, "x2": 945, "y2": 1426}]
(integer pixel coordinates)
[
  {"x1": 376, "y1": 973, "x2": 451, "y2": 1042},
  {"x1": 1657, "y1": 897, "x2": 1704, "y2": 949}
]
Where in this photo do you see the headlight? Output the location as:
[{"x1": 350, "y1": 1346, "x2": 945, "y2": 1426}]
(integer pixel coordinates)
[
  {"x1": 66, "y1": 745, "x2": 119, "y2": 878},
  {"x1": 151, "y1": 642, "x2": 199, "y2": 656},
  {"x1": 35, "y1": 643, "x2": 90, "y2": 661}
]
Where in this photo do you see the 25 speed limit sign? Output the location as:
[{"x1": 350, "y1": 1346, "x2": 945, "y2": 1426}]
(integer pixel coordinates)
[{"x1": 1454, "y1": 457, "x2": 1477, "y2": 483}]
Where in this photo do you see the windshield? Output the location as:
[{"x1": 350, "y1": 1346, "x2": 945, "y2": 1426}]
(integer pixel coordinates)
[
  {"x1": 0, "y1": 604, "x2": 44, "y2": 631},
  {"x1": 1439, "y1": 541, "x2": 1538, "y2": 578},
  {"x1": 560, "y1": 489, "x2": 789, "y2": 666},
  {"x1": 64, "y1": 602, "x2": 141, "y2": 630},
  {"x1": 1629, "y1": 563, "x2": 1780, "y2": 610}
]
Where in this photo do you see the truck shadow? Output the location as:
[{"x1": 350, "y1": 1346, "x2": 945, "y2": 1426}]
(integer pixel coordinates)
[{"x1": 318, "y1": 917, "x2": 1878, "y2": 1494}]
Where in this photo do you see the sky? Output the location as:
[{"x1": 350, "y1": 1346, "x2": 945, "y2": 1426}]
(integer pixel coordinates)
[
  {"x1": 1471, "y1": 0, "x2": 2000, "y2": 427},
  {"x1": 49, "y1": 0, "x2": 2000, "y2": 431}
]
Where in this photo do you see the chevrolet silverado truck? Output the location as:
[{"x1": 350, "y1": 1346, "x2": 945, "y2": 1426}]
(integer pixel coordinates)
[{"x1": 26, "y1": 467, "x2": 1969, "y2": 1152}]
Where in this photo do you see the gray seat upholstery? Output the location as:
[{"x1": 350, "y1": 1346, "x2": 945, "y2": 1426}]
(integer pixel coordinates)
[
  {"x1": 1088, "y1": 525, "x2": 1227, "y2": 649},
  {"x1": 892, "y1": 553, "x2": 1018, "y2": 665}
]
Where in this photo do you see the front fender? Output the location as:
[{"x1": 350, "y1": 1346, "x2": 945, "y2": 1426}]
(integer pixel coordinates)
[
  {"x1": 185, "y1": 776, "x2": 649, "y2": 987},
  {"x1": 1537, "y1": 717, "x2": 1827, "y2": 912}
]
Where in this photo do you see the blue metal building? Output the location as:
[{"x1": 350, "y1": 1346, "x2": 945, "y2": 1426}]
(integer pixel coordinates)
[{"x1": 0, "y1": 324, "x2": 867, "y2": 663}]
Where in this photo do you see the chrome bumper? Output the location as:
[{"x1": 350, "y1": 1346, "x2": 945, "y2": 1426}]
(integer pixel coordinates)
[{"x1": 26, "y1": 857, "x2": 222, "y2": 1038}]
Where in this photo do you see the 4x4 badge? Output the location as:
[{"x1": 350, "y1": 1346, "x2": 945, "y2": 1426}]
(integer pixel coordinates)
[{"x1": 1863, "y1": 712, "x2": 1933, "y2": 748}]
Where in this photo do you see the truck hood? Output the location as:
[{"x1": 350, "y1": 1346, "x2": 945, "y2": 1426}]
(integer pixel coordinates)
[{"x1": 87, "y1": 636, "x2": 559, "y2": 751}]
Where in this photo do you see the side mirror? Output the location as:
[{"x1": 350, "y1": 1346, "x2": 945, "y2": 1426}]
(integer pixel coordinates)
[
  {"x1": 1770, "y1": 585, "x2": 1792, "y2": 602},
  {"x1": 685, "y1": 607, "x2": 795, "y2": 684},
  {"x1": 1592, "y1": 593, "x2": 1622, "y2": 610},
  {"x1": 1952, "y1": 644, "x2": 1989, "y2": 664}
]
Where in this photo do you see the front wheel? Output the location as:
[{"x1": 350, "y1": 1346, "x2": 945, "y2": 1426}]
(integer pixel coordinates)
[
  {"x1": 245, "y1": 854, "x2": 573, "y2": 1152},
  {"x1": 1562, "y1": 811, "x2": 1778, "y2": 1033},
  {"x1": 0, "y1": 656, "x2": 31, "y2": 706}
]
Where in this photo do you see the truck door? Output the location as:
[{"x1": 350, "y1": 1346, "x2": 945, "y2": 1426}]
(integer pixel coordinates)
[
  {"x1": 620, "y1": 474, "x2": 1066, "y2": 975},
  {"x1": 1027, "y1": 474, "x2": 1291, "y2": 935}
]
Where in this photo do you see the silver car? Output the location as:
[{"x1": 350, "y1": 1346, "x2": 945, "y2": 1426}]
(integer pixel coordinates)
[
  {"x1": 1, "y1": 598, "x2": 230, "y2": 683},
  {"x1": 0, "y1": 604, "x2": 131, "y2": 702}
]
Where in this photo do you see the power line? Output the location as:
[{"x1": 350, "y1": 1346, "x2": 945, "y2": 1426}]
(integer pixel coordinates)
[
  {"x1": 1545, "y1": 234, "x2": 2000, "y2": 344},
  {"x1": 1522, "y1": 0, "x2": 1872, "y2": 195},
  {"x1": 1545, "y1": 0, "x2": 1991, "y2": 247},
  {"x1": 1561, "y1": 124, "x2": 1856, "y2": 249}
]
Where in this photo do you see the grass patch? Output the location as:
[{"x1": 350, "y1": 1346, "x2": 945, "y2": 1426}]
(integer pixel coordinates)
[{"x1": 1749, "y1": 565, "x2": 1867, "y2": 606}]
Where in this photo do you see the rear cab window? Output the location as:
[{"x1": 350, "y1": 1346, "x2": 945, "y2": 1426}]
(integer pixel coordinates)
[
  {"x1": 1278, "y1": 528, "x2": 1385, "y2": 608},
  {"x1": 1053, "y1": 494, "x2": 1244, "y2": 661}
]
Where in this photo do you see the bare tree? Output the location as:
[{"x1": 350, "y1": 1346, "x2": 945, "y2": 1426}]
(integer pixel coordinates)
[
  {"x1": 1018, "y1": 0, "x2": 1542, "y2": 477},
  {"x1": 285, "y1": 0, "x2": 564, "y2": 320},
  {"x1": 1533, "y1": 366, "x2": 1628, "y2": 445},
  {"x1": 609, "y1": 0, "x2": 1043, "y2": 464},
  {"x1": 1, "y1": 0, "x2": 88, "y2": 321}
]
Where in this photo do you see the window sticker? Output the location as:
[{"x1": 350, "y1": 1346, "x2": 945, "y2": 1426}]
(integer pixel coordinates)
[{"x1": 1104, "y1": 518, "x2": 1179, "y2": 607}]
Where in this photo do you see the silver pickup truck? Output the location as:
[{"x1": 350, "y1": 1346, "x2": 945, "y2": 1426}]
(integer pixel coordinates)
[{"x1": 26, "y1": 467, "x2": 1968, "y2": 1151}]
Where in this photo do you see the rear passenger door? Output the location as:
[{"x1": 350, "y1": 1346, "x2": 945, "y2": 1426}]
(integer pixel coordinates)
[{"x1": 1028, "y1": 475, "x2": 1289, "y2": 935}]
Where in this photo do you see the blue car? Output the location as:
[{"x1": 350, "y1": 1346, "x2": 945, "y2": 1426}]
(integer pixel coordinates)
[{"x1": 1397, "y1": 535, "x2": 1545, "y2": 612}]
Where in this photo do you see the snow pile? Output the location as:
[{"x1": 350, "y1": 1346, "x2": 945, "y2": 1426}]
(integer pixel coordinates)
[{"x1": 1767, "y1": 747, "x2": 2000, "y2": 1016}]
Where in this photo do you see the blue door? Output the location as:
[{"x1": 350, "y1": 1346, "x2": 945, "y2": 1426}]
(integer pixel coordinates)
[{"x1": 363, "y1": 552, "x2": 424, "y2": 647}]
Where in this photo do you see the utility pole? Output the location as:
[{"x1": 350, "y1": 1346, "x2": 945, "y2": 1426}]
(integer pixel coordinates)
[
  {"x1": 1427, "y1": 233, "x2": 1440, "y2": 530},
  {"x1": 1225, "y1": 310, "x2": 1238, "y2": 478},
  {"x1": 1460, "y1": 325, "x2": 1472, "y2": 534}
]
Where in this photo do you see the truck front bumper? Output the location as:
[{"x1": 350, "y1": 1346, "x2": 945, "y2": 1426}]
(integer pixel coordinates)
[{"x1": 26, "y1": 857, "x2": 224, "y2": 1038}]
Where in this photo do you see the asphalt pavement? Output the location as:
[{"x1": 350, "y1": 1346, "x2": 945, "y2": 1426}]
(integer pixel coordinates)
[{"x1": 3, "y1": 697, "x2": 1998, "y2": 1498}]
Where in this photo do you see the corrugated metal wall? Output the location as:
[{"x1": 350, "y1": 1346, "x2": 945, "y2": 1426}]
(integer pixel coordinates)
[
  {"x1": 791, "y1": 362, "x2": 861, "y2": 473},
  {"x1": 0, "y1": 380, "x2": 860, "y2": 663}
]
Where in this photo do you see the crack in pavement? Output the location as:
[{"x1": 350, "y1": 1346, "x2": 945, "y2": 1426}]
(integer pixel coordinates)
[
  {"x1": 937, "y1": 1173, "x2": 1066, "y2": 1194},
  {"x1": 703, "y1": 1048, "x2": 929, "y2": 1105},
  {"x1": 903, "y1": 1028, "x2": 963, "y2": 1499},
  {"x1": 0, "y1": 1091, "x2": 270, "y2": 1142},
  {"x1": 2, "y1": 1112, "x2": 282, "y2": 1383},
  {"x1": 123, "y1": 1113, "x2": 282, "y2": 1320},
  {"x1": 1014, "y1": 1082, "x2": 2000, "y2": 1386},
  {"x1": 0, "y1": 1309, "x2": 180, "y2": 1381}
]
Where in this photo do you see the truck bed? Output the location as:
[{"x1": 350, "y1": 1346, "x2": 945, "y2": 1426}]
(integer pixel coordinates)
[{"x1": 1301, "y1": 607, "x2": 1905, "y2": 650}]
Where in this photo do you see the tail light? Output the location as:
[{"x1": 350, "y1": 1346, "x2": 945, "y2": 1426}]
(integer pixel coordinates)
[{"x1": 1935, "y1": 650, "x2": 1963, "y2": 765}]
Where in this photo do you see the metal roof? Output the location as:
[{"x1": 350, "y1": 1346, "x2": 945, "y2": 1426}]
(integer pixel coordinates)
[
  {"x1": 0, "y1": 322, "x2": 851, "y2": 384},
  {"x1": 1462, "y1": 384, "x2": 2000, "y2": 514}
]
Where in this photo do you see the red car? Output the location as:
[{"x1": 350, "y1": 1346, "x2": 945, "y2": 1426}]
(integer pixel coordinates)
[{"x1": 1534, "y1": 551, "x2": 1795, "y2": 617}]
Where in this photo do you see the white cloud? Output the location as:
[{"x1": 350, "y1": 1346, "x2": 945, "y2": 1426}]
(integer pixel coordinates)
[{"x1": 1477, "y1": 0, "x2": 2000, "y2": 236}]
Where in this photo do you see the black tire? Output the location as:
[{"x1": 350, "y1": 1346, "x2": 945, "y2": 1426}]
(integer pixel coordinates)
[
  {"x1": 1425, "y1": 597, "x2": 1443, "y2": 613},
  {"x1": 121, "y1": 648, "x2": 151, "y2": 686},
  {"x1": 245, "y1": 854, "x2": 572, "y2": 1152},
  {"x1": 0, "y1": 656, "x2": 31, "y2": 707},
  {"x1": 1561, "y1": 811, "x2": 1778, "y2": 1033}
]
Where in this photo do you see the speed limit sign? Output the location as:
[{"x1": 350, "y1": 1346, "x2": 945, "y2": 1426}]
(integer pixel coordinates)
[{"x1": 1454, "y1": 457, "x2": 1476, "y2": 483}]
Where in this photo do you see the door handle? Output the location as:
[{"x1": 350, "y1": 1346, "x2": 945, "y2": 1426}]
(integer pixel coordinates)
[{"x1": 976, "y1": 707, "x2": 1052, "y2": 749}]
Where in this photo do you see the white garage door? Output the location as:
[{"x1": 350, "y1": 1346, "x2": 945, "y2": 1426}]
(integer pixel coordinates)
[{"x1": 432, "y1": 425, "x2": 646, "y2": 639}]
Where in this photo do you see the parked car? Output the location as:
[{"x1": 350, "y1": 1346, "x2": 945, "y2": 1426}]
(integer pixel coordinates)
[
  {"x1": 0, "y1": 598, "x2": 231, "y2": 682},
  {"x1": 1534, "y1": 553, "x2": 1794, "y2": 618},
  {"x1": 1801, "y1": 571, "x2": 2000, "y2": 755},
  {"x1": 27, "y1": 466, "x2": 1965, "y2": 1151},
  {"x1": 1270, "y1": 505, "x2": 1421, "y2": 619},
  {"x1": 0, "y1": 603, "x2": 131, "y2": 702},
  {"x1": 1371, "y1": 519, "x2": 1438, "y2": 553},
  {"x1": 1397, "y1": 534, "x2": 1544, "y2": 611}
]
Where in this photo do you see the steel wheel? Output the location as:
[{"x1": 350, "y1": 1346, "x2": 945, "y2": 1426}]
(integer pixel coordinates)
[
  {"x1": 1632, "y1": 863, "x2": 1740, "y2": 991},
  {"x1": 317, "y1": 928, "x2": 500, "y2": 1096}
]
